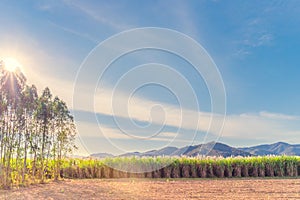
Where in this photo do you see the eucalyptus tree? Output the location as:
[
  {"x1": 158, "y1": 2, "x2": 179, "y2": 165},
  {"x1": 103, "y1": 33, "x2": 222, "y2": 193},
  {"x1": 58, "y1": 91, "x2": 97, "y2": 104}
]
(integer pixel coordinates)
[
  {"x1": 36, "y1": 87, "x2": 54, "y2": 182},
  {"x1": 0, "y1": 64, "x2": 26, "y2": 186},
  {"x1": 0, "y1": 61, "x2": 77, "y2": 187},
  {"x1": 52, "y1": 96, "x2": 76, "y2": 179},
  {"x1": 20, "y1": 84, "x2": 38, "y2": 182}
]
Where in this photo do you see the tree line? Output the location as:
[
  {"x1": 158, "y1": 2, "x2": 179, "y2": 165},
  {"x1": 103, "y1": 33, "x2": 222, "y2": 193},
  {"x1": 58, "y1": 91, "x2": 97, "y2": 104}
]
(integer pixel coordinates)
[{"x1": 0, "y1": 62, "x2": 77, "y2": 188}]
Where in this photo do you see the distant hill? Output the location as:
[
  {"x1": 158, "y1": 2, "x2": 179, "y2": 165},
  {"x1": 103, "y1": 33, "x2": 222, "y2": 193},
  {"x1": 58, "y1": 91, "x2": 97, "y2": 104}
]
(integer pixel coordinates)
[
  {"x1": 144, "y1": 147, "x2": 179, "y2": 157},
  {"x1": 89, "y1": 141, "x2": 300, "y2": 158},
  {"x1": 239, "y1": 142, "x2": 300, "y2": 156},
  {"x1": 186, "y1": 142, "x2": 252, "y2": 157},
  {"x1": 91, "y1": 142, "x2": 252, "y2": 158},
  {"x1": 90, "y1": 152, "x2": 114, "y2": 158},
  {"x1": 119, "y1": 152, "x2": 141, "y2": 157},
  {"x1": 167, "y1": 142, "x2": 251, "y2": 157},
  {"x1": 119, "y1": 147, "x2": 179, "y2": 157}
]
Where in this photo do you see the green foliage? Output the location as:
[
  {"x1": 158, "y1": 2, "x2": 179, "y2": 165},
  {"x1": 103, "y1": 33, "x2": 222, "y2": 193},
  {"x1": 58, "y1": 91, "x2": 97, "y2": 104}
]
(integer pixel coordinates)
[
  {"x1": 59, "y1": 155, "x2": 300, "y2": 179},
  {"x1": 1, "y1": 154, "x2": 299, "y2": 184},
  {"x1": 0, "y1": 66, "x2": 77, "y2": 188}
]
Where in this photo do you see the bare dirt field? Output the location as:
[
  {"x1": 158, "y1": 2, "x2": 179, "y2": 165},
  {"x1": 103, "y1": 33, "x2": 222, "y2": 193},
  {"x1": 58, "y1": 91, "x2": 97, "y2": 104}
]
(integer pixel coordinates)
[{"x1": 1, "y1": 178, "x2": 300, "y2": 200}]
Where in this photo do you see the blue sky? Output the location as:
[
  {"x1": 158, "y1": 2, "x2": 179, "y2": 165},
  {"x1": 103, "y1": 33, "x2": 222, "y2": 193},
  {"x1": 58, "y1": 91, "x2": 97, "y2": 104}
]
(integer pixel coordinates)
[{"x1": 1, "y1": 0, "x2": 300, "y2": 155}]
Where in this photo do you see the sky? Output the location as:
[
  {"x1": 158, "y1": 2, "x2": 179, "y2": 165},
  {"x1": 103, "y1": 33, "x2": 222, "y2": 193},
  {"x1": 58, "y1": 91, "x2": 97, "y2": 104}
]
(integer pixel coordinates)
[{"x1": 0, "y1": 0, "x2": 300, "y2": 155}]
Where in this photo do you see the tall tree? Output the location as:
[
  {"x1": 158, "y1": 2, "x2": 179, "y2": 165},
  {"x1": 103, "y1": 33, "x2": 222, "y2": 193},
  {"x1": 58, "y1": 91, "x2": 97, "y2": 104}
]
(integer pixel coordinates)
[{"x1": 0, "y1": 61, "x2": 77, "y2": 188}]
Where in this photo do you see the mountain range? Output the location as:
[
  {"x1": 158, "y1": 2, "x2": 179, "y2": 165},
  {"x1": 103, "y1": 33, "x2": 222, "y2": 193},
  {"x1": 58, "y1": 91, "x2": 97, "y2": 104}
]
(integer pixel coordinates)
[
  {"x1": 238, "y1": 142, "x2": 300, "y2": 156},
  {"x1": 89, "y1": 142, "x2": 300, "y2": 158}
]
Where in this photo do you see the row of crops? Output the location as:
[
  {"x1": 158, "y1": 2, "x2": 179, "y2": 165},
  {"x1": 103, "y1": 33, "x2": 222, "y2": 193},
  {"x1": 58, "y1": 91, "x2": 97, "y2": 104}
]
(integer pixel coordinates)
[{"x1": 60, "y1": 156, "x2": 300, "y2": 179}]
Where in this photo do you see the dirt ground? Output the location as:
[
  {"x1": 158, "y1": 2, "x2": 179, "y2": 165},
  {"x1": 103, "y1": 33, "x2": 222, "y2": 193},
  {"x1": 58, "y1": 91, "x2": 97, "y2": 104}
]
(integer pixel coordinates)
[{"x1": 0, "y1": 178, "x2": 300, "y2": 200}]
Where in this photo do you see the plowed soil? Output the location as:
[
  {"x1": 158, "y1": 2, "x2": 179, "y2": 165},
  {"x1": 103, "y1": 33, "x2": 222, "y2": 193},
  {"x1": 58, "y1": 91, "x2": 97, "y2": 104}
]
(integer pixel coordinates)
[{"x1": 1, "y1": 178, "x2": 300, "y2": 200}]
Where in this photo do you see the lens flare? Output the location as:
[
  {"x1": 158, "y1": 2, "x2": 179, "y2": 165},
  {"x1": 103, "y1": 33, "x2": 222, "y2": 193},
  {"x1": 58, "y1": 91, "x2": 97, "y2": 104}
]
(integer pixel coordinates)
[{"x1": 2, "y1": 57, "x2": 22, "y2": 72}]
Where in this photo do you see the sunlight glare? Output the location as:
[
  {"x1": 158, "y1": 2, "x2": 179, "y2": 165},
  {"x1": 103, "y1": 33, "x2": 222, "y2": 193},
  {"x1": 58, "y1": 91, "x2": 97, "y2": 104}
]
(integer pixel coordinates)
[{"x1": 2, "y1": 57, "x2": 22, "y2": 72}]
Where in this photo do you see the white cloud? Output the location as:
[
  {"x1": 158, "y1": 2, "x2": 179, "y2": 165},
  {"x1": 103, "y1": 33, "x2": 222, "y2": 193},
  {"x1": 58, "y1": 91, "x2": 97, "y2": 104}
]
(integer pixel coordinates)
[
  {"x1": 242, "y1": 32, "x2": 274, "y2": 48},
  {"x1": 71, "y1": 85, "x2": 300, "y2": 144},
  {"x1": 63, "y1": 0, "x2": 133, "y2": 31},
  {"x1": 257, "y1": 33, "x2": 273, "y2": 46},
  {"x1": 92, "y1": 88, "x2": 214, "y2": 134},
  {"x1": 75, "y1": 120, "x2": 192, "y2": 154},
  {"x1": 259, "y1": 111, "x2": 300, "y2": 120},
  {"x1": 222, "y1": 112, "x2": 300, "y2": 143},
  {"x1": 234, "y1": 13, "x2": 275, "y2": 57},
  {"x1": 234, "y1": 49, "x2": 251, "y2": 57},
  {"x1": 169, "y1": 1, "x2": 200, "y2": 40},
  {"x1": 48, "y1": 21, "x2": 100, "y2": 44}
]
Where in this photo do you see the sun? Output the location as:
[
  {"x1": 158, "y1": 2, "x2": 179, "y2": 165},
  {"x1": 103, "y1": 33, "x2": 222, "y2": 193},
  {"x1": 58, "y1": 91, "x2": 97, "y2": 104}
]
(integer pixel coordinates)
[{"x1": 1, "y1": 57, "x2": 22, "y2": 72}]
